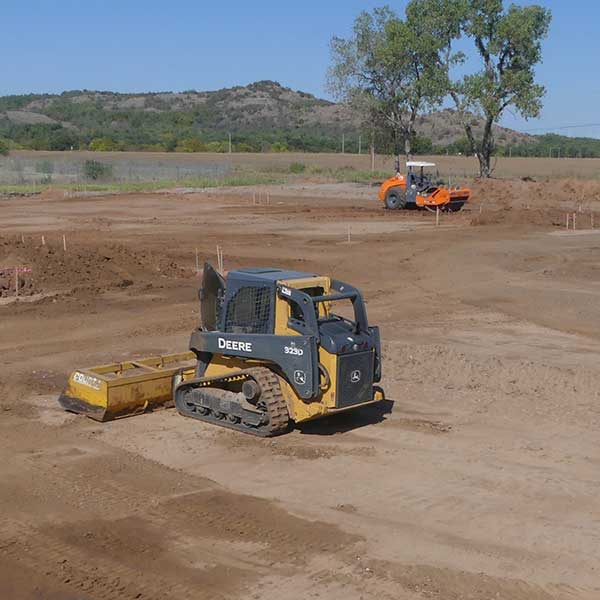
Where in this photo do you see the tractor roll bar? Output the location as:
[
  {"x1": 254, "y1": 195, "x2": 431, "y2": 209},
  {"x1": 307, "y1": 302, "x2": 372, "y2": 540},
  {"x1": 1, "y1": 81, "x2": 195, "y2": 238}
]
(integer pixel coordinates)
[
  {"x1": 310, "y1": 291, "x2": 357, "y2": 303},
  {"x1": 318, "y1": 280, "x2": 369, "y2": 334},
  {"x1": 278, "y1": 279, "x2": 369, "y2": 336}
]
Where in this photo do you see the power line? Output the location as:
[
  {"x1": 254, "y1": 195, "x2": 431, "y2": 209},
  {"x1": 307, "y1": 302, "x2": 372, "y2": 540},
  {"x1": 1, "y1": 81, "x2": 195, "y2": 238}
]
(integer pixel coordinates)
[{"x1": 522, "y1": 123, "x2": 600, "y2": 133}]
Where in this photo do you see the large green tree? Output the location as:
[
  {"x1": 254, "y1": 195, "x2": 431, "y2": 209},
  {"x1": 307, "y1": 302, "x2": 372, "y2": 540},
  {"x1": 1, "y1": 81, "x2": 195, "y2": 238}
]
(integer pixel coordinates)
[
  {"x1": 407, "y1": 0, "x2": 551, "y2": 177},
  {"x1": 328, "y1": 6, "x2": 446, "y2": 160}
]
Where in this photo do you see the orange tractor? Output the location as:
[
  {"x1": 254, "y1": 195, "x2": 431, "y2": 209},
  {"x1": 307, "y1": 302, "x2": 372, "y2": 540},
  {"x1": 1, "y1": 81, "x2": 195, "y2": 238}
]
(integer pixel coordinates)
[{"x1": 378, "y1": 161, "x2": 471, "y2": 212}]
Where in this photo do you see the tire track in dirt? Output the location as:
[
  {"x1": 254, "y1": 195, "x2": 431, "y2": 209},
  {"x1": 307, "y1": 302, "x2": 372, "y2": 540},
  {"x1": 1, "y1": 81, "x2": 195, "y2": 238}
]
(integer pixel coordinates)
[
  {"x1": 0, "y1": 518, "x2": 240, "y2": 600},
  {"x1": 362, "y1": 560, "x2": 584, "y2": 600},
  {"x1": 1, "y1": 428, "x2": 364, "y2": 599}
]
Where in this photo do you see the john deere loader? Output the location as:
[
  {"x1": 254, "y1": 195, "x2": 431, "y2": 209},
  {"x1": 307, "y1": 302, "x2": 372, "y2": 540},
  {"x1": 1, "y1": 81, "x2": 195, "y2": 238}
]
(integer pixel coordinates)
[{"x1": 59, "y1": 264, "x2": 384, "y2": 436}]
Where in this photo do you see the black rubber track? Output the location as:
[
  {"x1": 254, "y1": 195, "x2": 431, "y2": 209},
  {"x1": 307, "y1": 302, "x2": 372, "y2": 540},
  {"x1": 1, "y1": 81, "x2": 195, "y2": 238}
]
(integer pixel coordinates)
[{"x1": 175, "y1": 367, "x2": 290, "y2": 437}]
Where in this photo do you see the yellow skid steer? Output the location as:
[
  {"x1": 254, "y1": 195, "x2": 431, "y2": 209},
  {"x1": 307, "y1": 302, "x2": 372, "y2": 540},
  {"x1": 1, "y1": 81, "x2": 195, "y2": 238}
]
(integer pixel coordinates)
[{"x1": 59, "y1": 264, "x2": 384, "y2": 436}]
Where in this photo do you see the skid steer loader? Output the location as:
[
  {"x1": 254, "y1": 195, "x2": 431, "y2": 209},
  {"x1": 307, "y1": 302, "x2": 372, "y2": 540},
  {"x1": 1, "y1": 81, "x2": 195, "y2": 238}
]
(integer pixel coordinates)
[{"x1": 59, "y1": 264, "x2": 384, "y2": 436}]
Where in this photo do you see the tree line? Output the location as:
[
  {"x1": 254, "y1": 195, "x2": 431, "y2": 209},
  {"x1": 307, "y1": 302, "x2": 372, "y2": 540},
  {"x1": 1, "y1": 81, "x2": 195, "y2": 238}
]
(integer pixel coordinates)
[
  {"x1": 328, "y1": 0, "x2": 552, "y2": 177},
  {"x1": 3, "y1": 123, "x2": 600, "y2": 160}
]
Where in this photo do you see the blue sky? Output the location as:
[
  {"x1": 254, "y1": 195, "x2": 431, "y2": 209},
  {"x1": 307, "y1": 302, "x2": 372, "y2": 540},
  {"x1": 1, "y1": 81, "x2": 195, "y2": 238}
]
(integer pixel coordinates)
[{"x1": 2, "y1": 0, "x2": 599, "y2": 137}]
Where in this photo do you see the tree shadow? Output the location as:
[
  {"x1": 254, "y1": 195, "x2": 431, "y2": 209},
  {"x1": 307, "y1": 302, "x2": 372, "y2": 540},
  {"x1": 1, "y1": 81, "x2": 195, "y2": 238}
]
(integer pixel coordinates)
[{"x1": 295, "y1": 399, "x2": 395, "y2": 436}]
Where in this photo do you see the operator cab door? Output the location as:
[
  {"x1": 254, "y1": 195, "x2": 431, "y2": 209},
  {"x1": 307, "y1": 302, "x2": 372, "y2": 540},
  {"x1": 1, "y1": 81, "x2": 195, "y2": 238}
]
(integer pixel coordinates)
[{"x1": 200, "y1": 262, "x2": 225, "y2": 331}]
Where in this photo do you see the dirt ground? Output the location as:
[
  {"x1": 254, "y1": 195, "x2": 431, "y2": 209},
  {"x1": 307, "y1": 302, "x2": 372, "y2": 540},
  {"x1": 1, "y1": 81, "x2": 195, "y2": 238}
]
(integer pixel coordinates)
[{"x1": 2, "y1": 179, "x2": 600, "y2": 599}]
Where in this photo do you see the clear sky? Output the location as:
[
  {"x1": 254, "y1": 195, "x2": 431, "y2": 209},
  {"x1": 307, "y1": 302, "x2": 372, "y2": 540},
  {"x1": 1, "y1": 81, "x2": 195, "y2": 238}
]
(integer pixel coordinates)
[{"x1": 2, "y1": 0, "x2": 599, "y2": 137}]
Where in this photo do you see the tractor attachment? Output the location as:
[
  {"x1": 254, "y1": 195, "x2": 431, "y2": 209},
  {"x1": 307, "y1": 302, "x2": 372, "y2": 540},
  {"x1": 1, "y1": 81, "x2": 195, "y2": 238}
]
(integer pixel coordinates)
[{"x1": 59, "y1": 352, "x2": 196, "y2": 421}]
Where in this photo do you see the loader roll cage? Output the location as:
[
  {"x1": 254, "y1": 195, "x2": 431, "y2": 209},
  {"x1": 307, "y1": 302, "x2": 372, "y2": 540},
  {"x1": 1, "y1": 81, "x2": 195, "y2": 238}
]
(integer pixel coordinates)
[{"x1": 278, "y1": 279, "x2": 369, "y2": 338}]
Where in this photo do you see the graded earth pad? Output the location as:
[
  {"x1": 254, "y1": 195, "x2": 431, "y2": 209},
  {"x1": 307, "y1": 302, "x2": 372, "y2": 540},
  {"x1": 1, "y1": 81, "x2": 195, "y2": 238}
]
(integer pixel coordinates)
[{"x1": 1, "y1": 181, "x2": 600, "y2": 599}]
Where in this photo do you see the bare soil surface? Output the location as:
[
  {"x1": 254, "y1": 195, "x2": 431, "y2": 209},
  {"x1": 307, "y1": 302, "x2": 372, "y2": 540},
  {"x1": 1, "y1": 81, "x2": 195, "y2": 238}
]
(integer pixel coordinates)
[{"x1": 1, "y1": 182, "x2": 600, "y2": 599}]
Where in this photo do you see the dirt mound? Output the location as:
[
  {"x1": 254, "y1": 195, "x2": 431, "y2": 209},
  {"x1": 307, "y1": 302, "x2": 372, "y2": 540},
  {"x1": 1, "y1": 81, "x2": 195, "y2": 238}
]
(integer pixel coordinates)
[
  {"x1": 0, "y1": 235, "x2": 191, "y2": 298},
  {"x1": 469, "y1": 206, "x2": 565, "y2": 227},
  {"x1": 466, "y1": 177, "x2": 600, "y2": 227},
  {"x1": 470, "y1": 177, "x2": 600, "y2": 211},
  {"x1": 1, "y1": 265, "x2": 39, "y2": 297}
]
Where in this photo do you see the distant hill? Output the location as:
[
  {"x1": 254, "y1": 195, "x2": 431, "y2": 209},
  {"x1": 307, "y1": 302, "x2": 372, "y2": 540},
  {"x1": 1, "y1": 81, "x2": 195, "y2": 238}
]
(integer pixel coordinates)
[
  {"x1": 0, "y1": 80, "x2": 596, "y2": 156},
  {"x1": 414, "y1": 108, "x2": 533, "y2": 147},
  {"x1": 0, "y1": 81, "x2": 351, "y2": 151}
]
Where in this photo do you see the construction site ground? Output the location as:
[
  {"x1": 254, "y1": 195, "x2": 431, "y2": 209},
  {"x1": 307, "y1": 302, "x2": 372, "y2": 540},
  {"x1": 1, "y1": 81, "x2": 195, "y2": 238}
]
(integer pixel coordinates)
[{"x1": 2, "y1": 179, "x2": 600, "y2": 599}]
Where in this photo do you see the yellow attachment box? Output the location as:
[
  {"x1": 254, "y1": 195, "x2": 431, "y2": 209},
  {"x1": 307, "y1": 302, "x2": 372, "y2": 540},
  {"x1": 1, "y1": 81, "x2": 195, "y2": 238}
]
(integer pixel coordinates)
[{"x1": 58, "y1": 352, "x2": 196, "y2": 421}]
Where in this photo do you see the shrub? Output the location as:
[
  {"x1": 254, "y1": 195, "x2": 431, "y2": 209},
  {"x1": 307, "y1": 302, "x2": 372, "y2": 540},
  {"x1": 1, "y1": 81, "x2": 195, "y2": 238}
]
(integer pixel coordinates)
[
  {"x1": 177, "y1": 137, "x2": 205, "y2": 153},
  {"x1": 89, "y1": 137, "x2": 119, "y2": 151},
  {"x1": 36, "y1": 160, "x2": 54, "y2": 183},
  {"x1": 235, "y1": 142, "x2": 255, "y2": 153},
  {"x1": 0, "y1": 138, "x2": 9, "y2": 156},
  {"x1": 270, "y1": 142, "x2": 289, "y2": 153},
  {"x1": 204, "y1": 141, "x2": 228, "y2": 153},
  {"x1": 289, "y1": 162, "x2": 306, "y2": 174},
  {"x1": 138, "y1": 143, "x2": 165, "y2": 152},
  {"x1": 162, "y1": 134, "x2": 178, "y2": 152},
  {"x1": 83, "y1": 159, "x2": 113, "y2": 180}
]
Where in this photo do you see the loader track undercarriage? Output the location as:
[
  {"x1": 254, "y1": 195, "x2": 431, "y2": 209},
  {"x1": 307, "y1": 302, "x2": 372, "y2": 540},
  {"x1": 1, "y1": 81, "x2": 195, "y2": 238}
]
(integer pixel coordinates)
[{"x1": 174, "y1": 367, "x2": 290, "y2": 437}]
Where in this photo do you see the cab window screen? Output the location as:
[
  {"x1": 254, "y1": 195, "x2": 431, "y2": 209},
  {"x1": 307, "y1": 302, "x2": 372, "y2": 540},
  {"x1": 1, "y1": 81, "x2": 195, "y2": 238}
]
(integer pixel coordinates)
[{"x1": 224, "y1": 286, "x2": 271, "y2": 333}]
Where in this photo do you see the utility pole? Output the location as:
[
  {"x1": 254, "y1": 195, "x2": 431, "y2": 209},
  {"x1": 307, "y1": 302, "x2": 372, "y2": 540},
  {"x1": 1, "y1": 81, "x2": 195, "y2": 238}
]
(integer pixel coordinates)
[
  {"x1": 358, "y1": 135, "x2": 362, "y2": 155},
  {"x1": 342, "y1": 133, "x2": 345, "y2": 154},
  {"x1": 228, "y1": 132, "x2": 232, "y2": 154}
]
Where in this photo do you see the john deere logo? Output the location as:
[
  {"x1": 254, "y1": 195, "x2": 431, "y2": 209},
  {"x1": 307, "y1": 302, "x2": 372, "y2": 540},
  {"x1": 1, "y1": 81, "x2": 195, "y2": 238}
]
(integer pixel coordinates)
[
  {"x1": 294, "y1": 370, "x2": 306, "y2": 385},
  {"x1": 350, "y1": 370, "x2": 361, "y2": 383}
]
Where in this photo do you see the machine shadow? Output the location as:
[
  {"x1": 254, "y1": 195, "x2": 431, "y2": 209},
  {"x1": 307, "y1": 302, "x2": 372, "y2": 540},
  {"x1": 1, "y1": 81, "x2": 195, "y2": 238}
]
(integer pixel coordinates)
[{"x1": 295, "y1": 398, "x2": 395, "y2": 436}]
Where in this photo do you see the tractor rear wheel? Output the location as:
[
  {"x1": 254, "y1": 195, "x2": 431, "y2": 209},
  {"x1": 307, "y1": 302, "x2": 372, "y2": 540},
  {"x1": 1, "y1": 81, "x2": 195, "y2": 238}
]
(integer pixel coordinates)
[{"x1": 385, "y1": 188, "x2": 406, "y2": 210}]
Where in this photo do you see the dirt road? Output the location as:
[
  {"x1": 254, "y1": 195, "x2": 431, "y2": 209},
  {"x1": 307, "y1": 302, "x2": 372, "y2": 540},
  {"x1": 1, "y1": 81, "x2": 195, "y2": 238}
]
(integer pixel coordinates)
[{"x1": 1, "y1": 183, "x2": 599, "y2": 599}]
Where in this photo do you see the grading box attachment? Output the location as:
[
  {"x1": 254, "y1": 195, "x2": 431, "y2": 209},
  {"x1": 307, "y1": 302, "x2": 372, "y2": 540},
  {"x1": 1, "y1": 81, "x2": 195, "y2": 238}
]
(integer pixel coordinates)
[{"x1": 59, "y1": 352, "x2": 196, "y2": 421}]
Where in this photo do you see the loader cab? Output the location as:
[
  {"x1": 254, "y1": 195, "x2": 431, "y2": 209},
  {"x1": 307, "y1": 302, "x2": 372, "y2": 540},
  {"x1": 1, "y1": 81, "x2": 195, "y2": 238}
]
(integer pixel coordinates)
[
  {"x1": 220, "y1": 267, "x2": 323, "y2": 335},
  {"x1": 406, "y1": 161, "x2": 436, "y2": 193},
  {"x1": 200, "y1": 263, "x2": 325, "y2": 335},
  {"x1": 199, "y1": 263, "x2": 372, "y2": 349}
]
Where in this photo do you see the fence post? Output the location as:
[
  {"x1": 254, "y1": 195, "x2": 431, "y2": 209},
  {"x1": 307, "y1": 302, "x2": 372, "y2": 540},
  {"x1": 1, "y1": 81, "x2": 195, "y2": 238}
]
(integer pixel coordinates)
[{"x1": 371, "y1": 142, "x2": 375, "y2": 172}]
